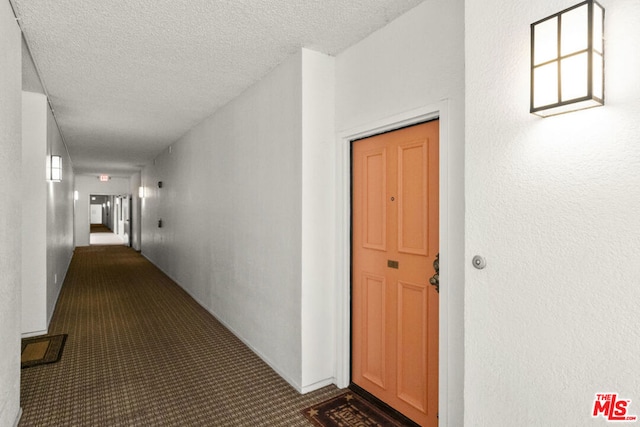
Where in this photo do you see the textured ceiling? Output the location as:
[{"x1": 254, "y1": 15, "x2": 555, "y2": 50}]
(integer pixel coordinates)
[{"x1": 12, "y1": 0, "x2": 425, "y2": 176}]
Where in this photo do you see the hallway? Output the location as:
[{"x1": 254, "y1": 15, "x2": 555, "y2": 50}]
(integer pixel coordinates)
[{"x1": 20, "y1": 246, "x2": 341, "y2": 426}]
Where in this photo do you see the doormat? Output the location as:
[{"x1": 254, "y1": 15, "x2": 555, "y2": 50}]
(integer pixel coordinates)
[
  {"x1": 302, "y1": 392, "x2": 410, "y2": 427},
  {"x1": 21, "y1": 334, "x2": 67, "y2": 369}
]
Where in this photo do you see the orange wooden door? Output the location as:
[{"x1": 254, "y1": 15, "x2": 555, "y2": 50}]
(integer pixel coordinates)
[{"x1": 352, "y1": 120, "x2": 439, "y2": 426}]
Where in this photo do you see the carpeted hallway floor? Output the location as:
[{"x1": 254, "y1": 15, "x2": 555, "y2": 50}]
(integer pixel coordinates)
[{"x1": 20, "y1": 246, "x2": 342, "y2": 426}]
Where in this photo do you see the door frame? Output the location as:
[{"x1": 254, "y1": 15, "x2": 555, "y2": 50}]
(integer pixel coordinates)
[{"x1": 335, "y1": 101, "x2": 454, "y2": 424}]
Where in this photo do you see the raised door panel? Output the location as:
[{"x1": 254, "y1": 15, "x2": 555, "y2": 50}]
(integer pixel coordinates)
[
  {"x1": 362, "y1": 149, "x2": 387, "y2": 251},
  {"x1": 361, "y1": 273, "x2": 387, "y2": 388},
  {"x1": 397, "y1": 140, "x2": 429, "y2": 256},
  {"x1": 396, "y1": 280, "x2": 428, "y2": 412}
]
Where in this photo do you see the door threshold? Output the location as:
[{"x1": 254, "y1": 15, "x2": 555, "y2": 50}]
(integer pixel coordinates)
[{"x1": 349, "y1": 383, "x2": 421, "y2": 427}]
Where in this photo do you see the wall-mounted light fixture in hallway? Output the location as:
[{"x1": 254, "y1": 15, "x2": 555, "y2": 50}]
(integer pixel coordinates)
[
  {"x1": 531, "y1": 0, "x2": 605, "y2": 117},
  {"x1": 47, "y1": 155, "x2": 62, "y2": 182}
]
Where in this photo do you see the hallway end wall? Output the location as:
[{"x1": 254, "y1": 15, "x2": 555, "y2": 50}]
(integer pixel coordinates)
[{"x1": 0, "y1": 1, "x2": 23, "y2": 425}]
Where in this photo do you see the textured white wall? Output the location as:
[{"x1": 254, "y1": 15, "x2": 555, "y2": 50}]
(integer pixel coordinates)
[
  {"x1": 300, "y1": 49, "x2": 336, "y2": 391},
  {"x1": 21, "y1": 92, "x2": 75, "y2": 336},
  {"x1": 142, "y1": 52, "x2": 305, "y2": 389},
  {"x1": 74, "y1": 175, "x2": 131, "y2": 246},
  {"x1": 0, "y1": 1, "x2": 23, "y2": 425},
  {"x1": 21, "y1": 92, "x2": 47, "y2": 335},
  {"x1": 335, "y1": 1, "x2": 465, "y2": 425},
  {"x1": 465, "y1": 0, "x2": 640, "y2": 425},
  {"x1": 46, "y1": 104, "x2": 74, "y2": 325}
]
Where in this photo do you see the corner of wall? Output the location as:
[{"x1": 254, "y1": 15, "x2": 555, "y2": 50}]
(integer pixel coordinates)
[
  {"x1": 21, "y1": 91, "x2": 48, "y2": 335},
  {"x1": 12, "y1": 407, "x2": 22, "y2": 427},
  {"x1": 300, "y1": 48, "x2": 338, "y2": 390}
]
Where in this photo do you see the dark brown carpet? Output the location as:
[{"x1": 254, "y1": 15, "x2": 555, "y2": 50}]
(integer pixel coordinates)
[
  {"x1": 21, "y1": 334, "x2": 67, "y2": 369},
  {"x1": 90, "y1": 224, "x2": 111, "y2": 233},
  {"x1": 303, "y1": 392, "x2": 410, "y2": 427},
  {"x1": 20, "y1": 245, "x2": 342, "y2": 426}
]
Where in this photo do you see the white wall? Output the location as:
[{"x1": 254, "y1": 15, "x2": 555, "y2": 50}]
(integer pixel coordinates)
[
  {"x1": 300, "y1": 49, "x2": 336, "y2": 390},
  {"x1": 142, "y1": 51, "x2": 306, "y2": 389},
  {"x1": 22, "y1": 37, "x2": 43, "y2": 94},
  {"x1": 21, "y1": 92, "x2": 75, "y2": 337},
  {"x1": 74, "y1": 175, "x2": 130, "y2": 246},
  {"x1": 21, "y1": 92, "x2": 47, "y2": 335},
  {"x1": 0, "y1": 1, "x2": 23, "y2": 425},
  {"x1": 335, "y1": 1, "x2": 465, "y2": 425},
  {"x1": 46, "y1": 102, "x2": 74, "y2": 328},
  {"x1": 465, "y1": 0, "x2": 640, "y2": 425}
]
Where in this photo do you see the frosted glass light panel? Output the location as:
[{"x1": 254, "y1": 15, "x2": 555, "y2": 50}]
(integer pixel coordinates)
[{"x1": 531, "y1": 0, "x2": 604, "y2": 117}]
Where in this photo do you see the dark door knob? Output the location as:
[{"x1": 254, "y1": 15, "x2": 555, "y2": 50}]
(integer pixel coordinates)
[{"x1": 429, "y1": 253, "x2": 439, "y2": 293}]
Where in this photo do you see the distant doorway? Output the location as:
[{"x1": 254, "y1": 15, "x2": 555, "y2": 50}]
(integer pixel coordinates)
[{"x1": 89, "y1": 194, "x2": 128, "y2": 246}]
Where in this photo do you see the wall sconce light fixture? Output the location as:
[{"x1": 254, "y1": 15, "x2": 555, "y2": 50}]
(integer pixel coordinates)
[
  {"x1": 74, "y1": 190, "x2": 79, "y2": 201},
  {"x1": 531, "y1": 0, "x2": 604, "y2": 117},
  {"x1": 138, "y1": 186, "x2": 145, "y2": 198},
  {"x1": 47, "y1": 155, "x2": 62, "y2": 182}
]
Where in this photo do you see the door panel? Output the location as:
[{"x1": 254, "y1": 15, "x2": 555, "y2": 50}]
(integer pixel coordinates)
[
  {"x1": 397, "y1": 280, "x2": 427, "y2": 411},
  {"x1": 352, "y1": 120, "x2": 439, "y2": 426},
  {"x1": 363, "y1": 149, "x2": 387, "y2": 251},
  {"x1": 90, "y1": 204, "x2": 102, "y2": 224},
  {"x1": 362, "y1": 273, "x2": 387, "y2": 388},
  {"x1": 398, "y1": 141, "x2": 429, "y2": 255}
]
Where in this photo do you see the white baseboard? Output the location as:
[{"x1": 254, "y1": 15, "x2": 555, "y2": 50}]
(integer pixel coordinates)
[
  {"x1": 13, "y1": 407, "x2": 22, "y2": 427},
  {"x1": 300, "y1": 377, "x2": 338, "y2": 394},
  {"x1": 22, "y1": 329, "x2": 47, "y2": 338}
]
